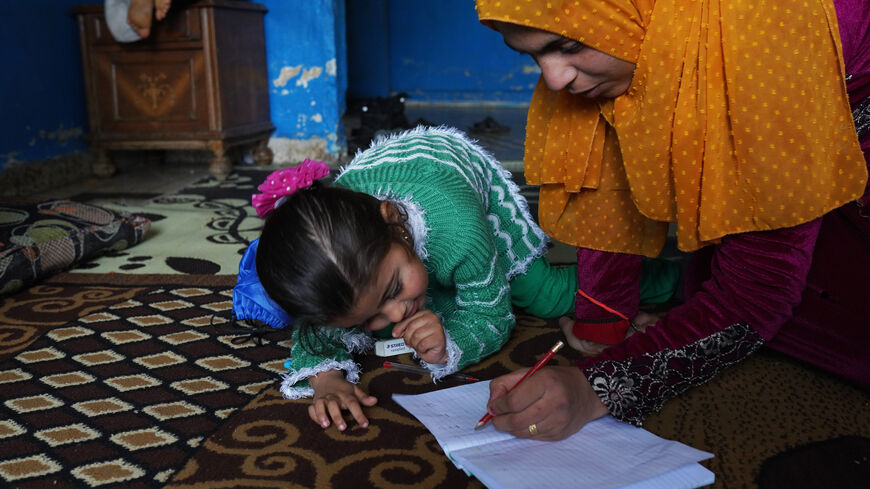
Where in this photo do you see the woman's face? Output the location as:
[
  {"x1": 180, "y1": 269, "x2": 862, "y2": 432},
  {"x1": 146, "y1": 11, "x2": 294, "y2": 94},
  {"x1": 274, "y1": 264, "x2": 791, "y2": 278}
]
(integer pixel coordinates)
[
  {"x1": 493, "y1": 21, "x2": 636, "y2": 99},
  {"x1": 332, "y1": 242, "x2": 428, "y2": 332}
]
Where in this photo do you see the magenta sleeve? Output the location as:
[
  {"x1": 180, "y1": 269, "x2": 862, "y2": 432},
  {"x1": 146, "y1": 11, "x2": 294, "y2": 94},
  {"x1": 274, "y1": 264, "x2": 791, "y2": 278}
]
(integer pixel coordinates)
[{"x1": 578, "y1": 219, "x2": 822, "y2": 425}]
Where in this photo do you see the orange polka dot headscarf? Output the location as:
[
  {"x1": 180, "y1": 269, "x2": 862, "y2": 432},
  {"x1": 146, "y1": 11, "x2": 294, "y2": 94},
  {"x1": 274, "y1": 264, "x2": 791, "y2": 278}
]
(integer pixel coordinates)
[{"x1": 477, "y1": 0, "x2": 867, "y2": 255}]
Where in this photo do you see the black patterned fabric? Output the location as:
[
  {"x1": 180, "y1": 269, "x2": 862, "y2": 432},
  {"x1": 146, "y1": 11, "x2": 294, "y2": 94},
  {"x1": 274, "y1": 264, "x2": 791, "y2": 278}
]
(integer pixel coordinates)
[
  {"x1": 583, "y1": 322, "x2": 765, "y2": 426},
  {"x1": 0, "y1": 200, "x2": 150, "y2": 295}
]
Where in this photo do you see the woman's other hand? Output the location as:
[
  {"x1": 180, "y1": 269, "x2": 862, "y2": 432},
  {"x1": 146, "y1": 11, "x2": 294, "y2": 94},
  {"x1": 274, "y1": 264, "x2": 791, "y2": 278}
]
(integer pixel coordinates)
[
  {"x1": 558, "y1": 310, "x2": 662, "y2": 356},
  {"x1": 486, "y1": 366, "x2": 609, "y2": 441},
  {"x1": 308, "y1": 369, "x2": 377, "y2": 431}
]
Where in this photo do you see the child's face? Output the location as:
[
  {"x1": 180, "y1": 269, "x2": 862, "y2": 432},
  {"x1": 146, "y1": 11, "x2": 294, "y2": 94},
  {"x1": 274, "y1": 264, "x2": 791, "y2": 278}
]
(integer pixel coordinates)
[
  {"x1": 493, "y1": 21, "x2": 636, "y2": 99},
  {"x1": 332, "y1": 242, "x2": 428, "y2": 331}
]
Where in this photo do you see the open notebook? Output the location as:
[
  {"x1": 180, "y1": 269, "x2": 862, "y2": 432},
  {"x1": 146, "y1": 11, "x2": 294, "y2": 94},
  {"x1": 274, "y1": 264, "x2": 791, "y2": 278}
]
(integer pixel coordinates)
[{"x1": 394, "y1": 381, "x2": 715, "y2": 489}]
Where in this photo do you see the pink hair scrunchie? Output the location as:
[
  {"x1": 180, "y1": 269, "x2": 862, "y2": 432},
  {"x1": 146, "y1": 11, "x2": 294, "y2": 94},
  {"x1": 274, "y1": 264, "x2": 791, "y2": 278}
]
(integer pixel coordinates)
[{"x1": 251, "y1": 159, "x2": 330, "y2": 218}]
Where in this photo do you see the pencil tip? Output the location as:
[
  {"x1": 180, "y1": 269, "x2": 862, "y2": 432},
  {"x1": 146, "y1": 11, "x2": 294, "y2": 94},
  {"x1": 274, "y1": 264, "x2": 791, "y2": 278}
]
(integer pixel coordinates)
[{"x1": 474, "y1": 421, "x2": 486, "y2": 430}]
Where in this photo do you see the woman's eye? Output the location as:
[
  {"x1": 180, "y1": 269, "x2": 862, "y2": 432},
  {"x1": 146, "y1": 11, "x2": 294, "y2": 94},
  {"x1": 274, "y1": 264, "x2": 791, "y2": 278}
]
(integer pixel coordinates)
[{"x1": 560, "y1": 41, "x2": 584, "y2": 54}]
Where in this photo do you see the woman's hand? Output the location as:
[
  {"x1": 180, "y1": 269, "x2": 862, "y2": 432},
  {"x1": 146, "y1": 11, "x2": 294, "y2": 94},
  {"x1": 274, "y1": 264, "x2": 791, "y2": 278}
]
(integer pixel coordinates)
[
  {"x1": 486, "y1": 366, "x2": 609, "y2": 441},
  {"x1": 558, "y1": 316, "x2": 612, "y2": 357},
  {"x1": 558, "y1": 310, "x2": 663, "y2": 356},
  {"x1": 308, "y1": 369, "x2": 377, "y2": 431},
  {"x1": 392, "y1": 309, "x2": 448, "y2": 364}
]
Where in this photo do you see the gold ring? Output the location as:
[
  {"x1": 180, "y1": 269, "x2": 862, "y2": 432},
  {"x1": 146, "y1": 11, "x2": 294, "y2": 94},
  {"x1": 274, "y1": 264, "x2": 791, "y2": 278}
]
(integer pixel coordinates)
[{"x1": 528, "y1": 423, "x2": 538, "y2": 436}]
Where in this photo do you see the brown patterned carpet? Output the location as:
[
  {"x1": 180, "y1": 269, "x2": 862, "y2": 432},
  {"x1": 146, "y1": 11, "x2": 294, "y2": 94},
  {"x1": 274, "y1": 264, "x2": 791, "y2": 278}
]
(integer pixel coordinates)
[{"x1": 2, "y1": 171, "x2": 869, "y2": 489}]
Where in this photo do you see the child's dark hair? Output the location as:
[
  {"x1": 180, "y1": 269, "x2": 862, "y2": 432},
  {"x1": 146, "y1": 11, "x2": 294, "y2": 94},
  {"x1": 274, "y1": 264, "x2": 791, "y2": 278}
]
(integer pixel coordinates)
[{"x1": 256, "y1": 182, "x2": 412, "y2": 350}]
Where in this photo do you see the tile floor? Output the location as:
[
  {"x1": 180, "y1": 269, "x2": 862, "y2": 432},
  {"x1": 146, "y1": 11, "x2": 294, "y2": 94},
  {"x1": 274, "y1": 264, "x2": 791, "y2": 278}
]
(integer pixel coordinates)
[
  {"x1": 39, "y1": 106, "x2": 528, "y2": 198},
  {"x1": 35, "y1": 161, "x2": 211, "y2": 201},
  {"x1": 406, "y1": 104, "x2": 528, "y2": 169}
]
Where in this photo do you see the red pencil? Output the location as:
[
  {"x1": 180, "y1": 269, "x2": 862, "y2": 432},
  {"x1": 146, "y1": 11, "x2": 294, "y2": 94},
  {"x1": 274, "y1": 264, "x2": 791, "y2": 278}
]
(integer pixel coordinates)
[
  {"x1": 382, "y1": 361, "x2": 480, "y2": 382},
  {"x1": 473, "y1": 340, "x2": 565, "y2": 430}
]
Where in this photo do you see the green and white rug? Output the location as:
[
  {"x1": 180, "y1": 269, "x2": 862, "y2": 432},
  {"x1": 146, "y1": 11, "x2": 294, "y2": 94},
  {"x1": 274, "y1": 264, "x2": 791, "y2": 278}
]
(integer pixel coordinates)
[
  {"x1": 71, "y1": 167, "x2": 554, "y2": 275},
  {"x1": 72, "y1": 170, "x2": 269, "y2": 275}
]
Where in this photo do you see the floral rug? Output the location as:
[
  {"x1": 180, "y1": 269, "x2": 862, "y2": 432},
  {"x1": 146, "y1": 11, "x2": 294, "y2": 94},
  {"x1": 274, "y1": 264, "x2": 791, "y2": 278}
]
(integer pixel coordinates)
[{"x1": 1, "y1": 168, "x2": 868, "y2": 489}]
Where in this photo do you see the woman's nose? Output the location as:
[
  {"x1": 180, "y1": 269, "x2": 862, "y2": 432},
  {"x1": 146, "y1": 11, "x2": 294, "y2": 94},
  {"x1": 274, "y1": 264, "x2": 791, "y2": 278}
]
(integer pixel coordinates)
[{"x1": 538, "y1": 58, "x2": 573, "y2": 92}]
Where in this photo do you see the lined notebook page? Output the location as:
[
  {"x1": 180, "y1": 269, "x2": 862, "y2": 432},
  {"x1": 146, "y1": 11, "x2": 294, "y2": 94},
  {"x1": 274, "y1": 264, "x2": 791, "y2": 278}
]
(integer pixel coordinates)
[
  {"x1": 451, "y1": 417, "x2": 714, "y2": 489},
  {"x1": 393, "y1": 380, "x2": 513, "y2": 456},
  {"x1": 395, "y1": 381, "x2": 715, "y2": 489}
]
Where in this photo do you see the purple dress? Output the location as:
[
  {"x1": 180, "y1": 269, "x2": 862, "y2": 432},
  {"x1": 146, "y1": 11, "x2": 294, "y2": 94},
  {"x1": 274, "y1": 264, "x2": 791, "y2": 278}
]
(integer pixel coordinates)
[
  {"x1": 575, "y1": 0, "x2": 870, "y2": 426},
  {"x1": 766, "y1": 0, "x2": 870, "y2": 392}
]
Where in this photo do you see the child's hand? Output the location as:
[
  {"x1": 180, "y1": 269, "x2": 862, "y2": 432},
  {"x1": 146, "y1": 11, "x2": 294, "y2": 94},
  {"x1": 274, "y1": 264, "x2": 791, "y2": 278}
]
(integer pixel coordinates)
[
  {"x1": 308, "y1": 369, "x2": 377, "y2": 431},
  {"x1": 392, "y1": 309, "x2": 447, "y2": 364}
]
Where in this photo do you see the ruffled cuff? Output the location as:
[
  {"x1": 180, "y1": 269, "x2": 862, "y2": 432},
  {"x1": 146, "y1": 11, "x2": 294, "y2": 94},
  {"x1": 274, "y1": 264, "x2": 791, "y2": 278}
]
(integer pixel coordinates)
[
  {"x1": 279, "y1": 358, "x2": 362, "y2": 400},
  {"x1": 419, "y1": 328, "x2": 462, "y2": 381},
  {"x1": 339, "y1": 329, "x2": 374, "y2": 354}
]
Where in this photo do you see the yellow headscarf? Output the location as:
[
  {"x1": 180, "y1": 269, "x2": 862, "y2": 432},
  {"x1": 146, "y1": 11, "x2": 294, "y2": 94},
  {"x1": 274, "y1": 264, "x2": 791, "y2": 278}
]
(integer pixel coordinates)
[{"x1": 477, "y1": 0, "x2": 867, "y2": 256}]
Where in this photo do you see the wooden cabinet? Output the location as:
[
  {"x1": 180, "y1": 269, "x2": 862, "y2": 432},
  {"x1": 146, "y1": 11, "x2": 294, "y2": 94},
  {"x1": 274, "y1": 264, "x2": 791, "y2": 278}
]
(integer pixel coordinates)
[{"x1": 72, "y1": 1, "x2": 274, "y2": 180}]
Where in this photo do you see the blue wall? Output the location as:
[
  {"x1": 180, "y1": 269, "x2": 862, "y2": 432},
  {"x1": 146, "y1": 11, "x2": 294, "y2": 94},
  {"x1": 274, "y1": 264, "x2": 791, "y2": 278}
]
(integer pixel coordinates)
[
  {"x1": 261, "y1": 0, "x2": 346, "y2": 154},
  {"x1": 347, "y1": 0, "x2": 540, "y2": 105},
  {"x1": 347, "y1": 0, "x2": 390, "y2": 98},
  {"x1": 0, "y1": 0, "x2": 89, "y2": 170}
]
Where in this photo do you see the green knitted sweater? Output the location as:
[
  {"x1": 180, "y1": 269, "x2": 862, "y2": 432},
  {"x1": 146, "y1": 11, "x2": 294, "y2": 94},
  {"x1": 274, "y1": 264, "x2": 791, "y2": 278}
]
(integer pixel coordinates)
[{"x1": 279, "y1": 127, "x2": 556, "y2": 398}]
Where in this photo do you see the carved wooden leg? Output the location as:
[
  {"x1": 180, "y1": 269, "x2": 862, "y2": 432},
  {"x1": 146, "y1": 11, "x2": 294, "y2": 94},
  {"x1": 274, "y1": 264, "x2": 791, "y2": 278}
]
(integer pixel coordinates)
[
  {"x1": 208, "y1": 141, "x2": 231, "y2": 181},
  {"x1": 92, "y1": 147, "x2": 117, "y2": 177},
  {"x1": 252, "y1": 138, "x2": 274, "y2": 166}
]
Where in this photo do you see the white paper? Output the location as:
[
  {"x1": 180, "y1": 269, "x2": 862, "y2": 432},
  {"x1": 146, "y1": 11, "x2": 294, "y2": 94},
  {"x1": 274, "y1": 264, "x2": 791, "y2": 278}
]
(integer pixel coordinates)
[
  {"x1": 393, "y1": 381, "x2": 715, "y2": 489},
  {"x1": 393, "y1": 379, "x2": 515, "y2": 458}
]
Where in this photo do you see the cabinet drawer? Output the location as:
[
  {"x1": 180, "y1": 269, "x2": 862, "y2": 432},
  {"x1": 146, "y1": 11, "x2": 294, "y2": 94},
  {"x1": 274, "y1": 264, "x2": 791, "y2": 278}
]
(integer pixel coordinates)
[
  {"x1": 84, "y1": 8, "x2": 202, "y2": 47},
  {"x1": 91, "y1": 49, "x2": 211, "y2": 137}
]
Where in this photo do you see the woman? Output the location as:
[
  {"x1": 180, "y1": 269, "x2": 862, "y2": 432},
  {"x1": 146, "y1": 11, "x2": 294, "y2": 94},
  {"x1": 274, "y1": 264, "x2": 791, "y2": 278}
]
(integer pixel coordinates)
[{"x1": 474, "y1": 0, "x2": 870, "y2": 441}]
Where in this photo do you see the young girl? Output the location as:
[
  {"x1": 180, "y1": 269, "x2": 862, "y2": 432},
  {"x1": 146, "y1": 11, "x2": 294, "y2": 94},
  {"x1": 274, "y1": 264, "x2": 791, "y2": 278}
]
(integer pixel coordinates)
[{"x1": 238, "y1": 126, "x2": 676, "y2": 431}]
